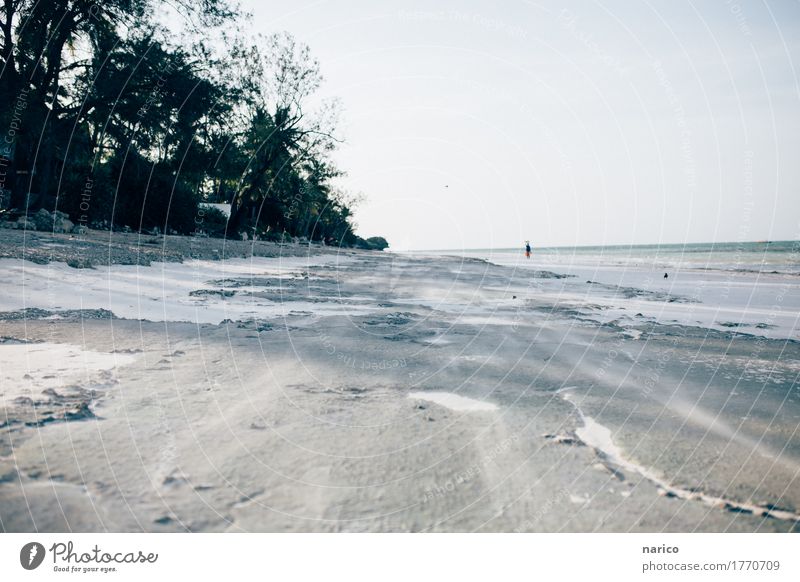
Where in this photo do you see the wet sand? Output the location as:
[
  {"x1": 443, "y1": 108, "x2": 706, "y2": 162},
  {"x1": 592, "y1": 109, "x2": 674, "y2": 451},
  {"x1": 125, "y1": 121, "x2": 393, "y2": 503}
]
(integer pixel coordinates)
[{"x1": 1, "y1": 234, "x2": 798, "y2": 532}]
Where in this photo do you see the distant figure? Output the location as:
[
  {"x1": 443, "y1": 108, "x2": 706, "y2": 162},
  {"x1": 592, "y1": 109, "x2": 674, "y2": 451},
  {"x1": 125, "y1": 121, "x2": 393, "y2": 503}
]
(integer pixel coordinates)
[
  {"x1": 525, "y1": 241, "x2": 531, "y2": 259},
  {"x1": 664, "y1": 273, "x2": 668, "y2": 279}
]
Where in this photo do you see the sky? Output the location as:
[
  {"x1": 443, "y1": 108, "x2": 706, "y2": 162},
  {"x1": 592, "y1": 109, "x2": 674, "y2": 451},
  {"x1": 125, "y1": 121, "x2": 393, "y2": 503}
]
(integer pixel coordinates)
[{"x1": 239, "y1": 0, "x2": 800, "y2": 250}]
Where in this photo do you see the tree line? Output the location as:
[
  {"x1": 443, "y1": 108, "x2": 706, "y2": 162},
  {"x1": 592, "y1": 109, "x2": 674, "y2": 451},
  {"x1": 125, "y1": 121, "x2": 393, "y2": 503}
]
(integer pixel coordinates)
[{"x1": 0, "y1": 0, "x2": 388, "y2": 249}]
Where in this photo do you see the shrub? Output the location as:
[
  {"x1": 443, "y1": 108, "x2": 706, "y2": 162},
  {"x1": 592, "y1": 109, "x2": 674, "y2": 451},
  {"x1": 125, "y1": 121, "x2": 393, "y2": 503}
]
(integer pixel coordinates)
[{"x1": 365, "y1": 236, "x2": 389, "y2": 250}]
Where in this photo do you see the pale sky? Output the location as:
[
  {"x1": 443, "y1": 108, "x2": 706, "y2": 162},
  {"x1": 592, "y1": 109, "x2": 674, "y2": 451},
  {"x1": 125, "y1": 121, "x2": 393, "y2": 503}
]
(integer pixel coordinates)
[{"x1": 240, "y1": 0, "x2": 800, "y2": 250}]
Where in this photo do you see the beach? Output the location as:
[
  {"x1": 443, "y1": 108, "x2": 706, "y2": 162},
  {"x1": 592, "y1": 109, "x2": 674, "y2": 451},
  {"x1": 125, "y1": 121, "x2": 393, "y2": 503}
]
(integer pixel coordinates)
[{"x1": 1, "y1": 230, "x2": 798, "y2": 532}]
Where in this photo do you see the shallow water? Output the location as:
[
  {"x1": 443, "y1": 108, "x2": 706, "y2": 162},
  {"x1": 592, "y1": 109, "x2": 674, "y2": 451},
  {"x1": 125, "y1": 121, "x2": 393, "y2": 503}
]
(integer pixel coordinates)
[
  {"x1": 1, "y1": 250, "x2": 798, "y2": 532},
  {"x1": 429, "y1": 242, "x2": 800, "y2": 340},
  {"x1": 441, "y1": 240, "x2": 800, "y2": 275}
]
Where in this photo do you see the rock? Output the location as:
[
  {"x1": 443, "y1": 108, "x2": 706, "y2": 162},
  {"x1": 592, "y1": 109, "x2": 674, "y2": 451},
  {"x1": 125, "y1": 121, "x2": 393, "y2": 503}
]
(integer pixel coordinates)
[
  {"x1": 63, "y1": 401, "x2": 94, "y2": 421},
  {"x1": 54, "y1": 220, "x2": 73, "y2": 233},
  {"x1": 153, "y1": 515, "x2": 174, "y2": 525},
  {"x1": 31, "y1": 208, "x2": 52, "y2": 230},
  {"x1": 593, "y1": 462, "x2": 626, "y2": 481},
  {"x1": 28, "y1": 209, "x2": 74, "y2": 232},
  {"x1": 52, "y1": 211, "x2": 73, "y2": 233},
  {"x1": 542, "y1": 432, "x2": 582, "y2": 446}
]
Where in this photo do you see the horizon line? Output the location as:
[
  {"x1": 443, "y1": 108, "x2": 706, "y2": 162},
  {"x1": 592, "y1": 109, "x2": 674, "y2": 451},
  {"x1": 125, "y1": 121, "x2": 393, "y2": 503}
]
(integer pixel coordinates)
[{"x1": 395, "y1": 238, "x2": 797, "y2": 252}]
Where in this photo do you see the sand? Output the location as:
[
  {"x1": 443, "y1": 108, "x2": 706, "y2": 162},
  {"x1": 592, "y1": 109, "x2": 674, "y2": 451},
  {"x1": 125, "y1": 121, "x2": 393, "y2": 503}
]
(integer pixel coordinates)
[{"x1": 0, "y1": 233, "x2": 798, "y2": 532}]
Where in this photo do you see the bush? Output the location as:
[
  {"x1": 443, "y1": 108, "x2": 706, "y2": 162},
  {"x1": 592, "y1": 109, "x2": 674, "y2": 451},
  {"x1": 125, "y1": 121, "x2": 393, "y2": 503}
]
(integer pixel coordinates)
[
  {"x1": 365, "y1": 236, "x2": 389, "y2": 251},
  {"x1": 197, "y1": 206, "x2": 229, "y2": 238},
  {"x1": 95, "y1": 153, "x2": 200, "y2": 234}
]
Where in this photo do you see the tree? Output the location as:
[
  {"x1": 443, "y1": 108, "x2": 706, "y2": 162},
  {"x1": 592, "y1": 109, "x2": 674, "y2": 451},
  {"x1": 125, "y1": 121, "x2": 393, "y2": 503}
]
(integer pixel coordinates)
[
  {"x1": 1, "y1": 2, "x2": 387, "y2": 247},
  {"x1": 228, "y1": 32, "x2": 340, "y2": 238},
  {"x1": 0, "y1": 0, "x2": 234, "y2": 212}
]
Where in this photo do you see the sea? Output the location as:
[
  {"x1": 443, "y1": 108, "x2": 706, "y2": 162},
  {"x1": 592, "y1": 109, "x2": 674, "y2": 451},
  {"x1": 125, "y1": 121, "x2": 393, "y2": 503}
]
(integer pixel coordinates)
[
  {"x1": 441, "y1": 240, "x2": 800, "y2": 276},
  {"x1": 420, "y1": 240, "x2": 800, "y2": 340}
]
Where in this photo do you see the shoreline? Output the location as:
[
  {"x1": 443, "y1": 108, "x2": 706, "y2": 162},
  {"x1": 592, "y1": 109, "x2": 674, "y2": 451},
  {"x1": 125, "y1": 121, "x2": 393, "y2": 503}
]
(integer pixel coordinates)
[
  {"x1": 0, "y1": 227, "x2": 352, "y2": 268},
  {"x1": 1, "y1": 231, "x2": 798, "y2": 532}
]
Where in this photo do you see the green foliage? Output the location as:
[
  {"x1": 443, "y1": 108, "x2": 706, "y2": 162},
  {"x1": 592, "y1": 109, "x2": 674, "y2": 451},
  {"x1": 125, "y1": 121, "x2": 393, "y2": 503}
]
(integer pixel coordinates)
[
  {"x1": 365, "y1": 237, "x2": 390, "y2": 251},
  {"x1": 0, "y1": 0, "x2": 387, "y2": 247},
  {"x1": 196, "y1": 206, "x2": 230, "y2": 238}
]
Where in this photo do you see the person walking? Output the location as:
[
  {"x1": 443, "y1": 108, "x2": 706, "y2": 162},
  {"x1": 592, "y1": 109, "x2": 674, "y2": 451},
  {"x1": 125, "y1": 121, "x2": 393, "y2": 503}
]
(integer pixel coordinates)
[{"x1": 525, "y1": 241, "x2": 531, "y2": 259}]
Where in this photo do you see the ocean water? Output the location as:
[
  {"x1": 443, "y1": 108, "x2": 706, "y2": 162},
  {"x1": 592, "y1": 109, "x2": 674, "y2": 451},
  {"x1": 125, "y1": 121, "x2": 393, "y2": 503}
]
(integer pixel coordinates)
[
  {"x1": 449, "y1": 240, "x2": 800, "y2": 276},
  {"x1": 422, "y1": 240, "x2": 800, "y2": 340}
]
